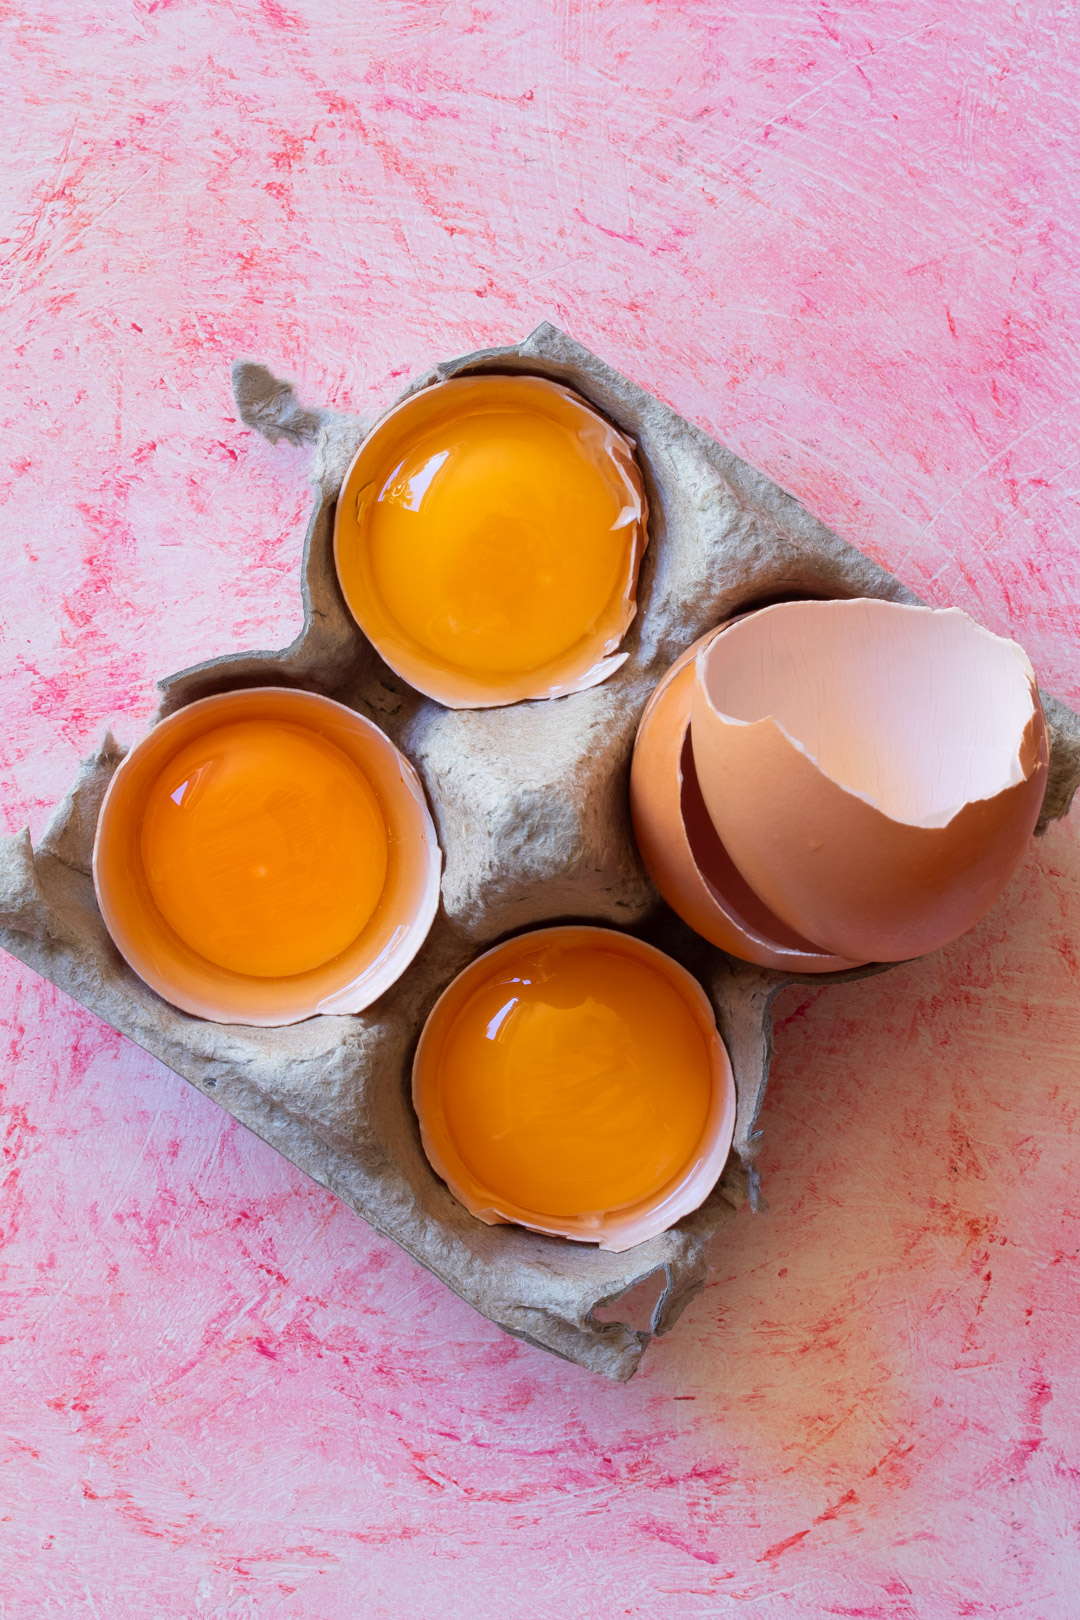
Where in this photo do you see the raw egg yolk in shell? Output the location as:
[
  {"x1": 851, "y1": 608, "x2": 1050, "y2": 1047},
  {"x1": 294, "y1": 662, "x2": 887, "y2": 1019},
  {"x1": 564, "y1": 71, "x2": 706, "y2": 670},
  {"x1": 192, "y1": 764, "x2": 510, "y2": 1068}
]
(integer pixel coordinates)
[
  {"x1": 432, "y1": 939, "x2": 712, "y2": 1218},
  {"x1": 140, "y1": 719, "x2": 389, "y2": 978},
  {"x1": 334, "y1": 377, "x2": 645, "y2": 705},
  {"x1": 366, "y1": 410, "x2": 632, "y2": 675}
]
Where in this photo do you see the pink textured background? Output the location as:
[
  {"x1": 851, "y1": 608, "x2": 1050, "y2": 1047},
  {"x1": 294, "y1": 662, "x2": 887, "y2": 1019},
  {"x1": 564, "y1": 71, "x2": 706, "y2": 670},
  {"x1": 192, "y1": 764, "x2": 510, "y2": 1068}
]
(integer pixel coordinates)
[{"x1": 2, "y1": 3, "x2": 1079, "y2": 1614}]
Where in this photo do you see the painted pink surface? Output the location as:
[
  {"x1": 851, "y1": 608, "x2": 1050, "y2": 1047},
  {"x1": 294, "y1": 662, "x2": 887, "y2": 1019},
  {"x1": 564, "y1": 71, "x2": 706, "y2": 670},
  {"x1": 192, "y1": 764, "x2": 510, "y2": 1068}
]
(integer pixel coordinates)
[{"x1": 2, "y1": 2, "x2": 1079, "y2": 1613}]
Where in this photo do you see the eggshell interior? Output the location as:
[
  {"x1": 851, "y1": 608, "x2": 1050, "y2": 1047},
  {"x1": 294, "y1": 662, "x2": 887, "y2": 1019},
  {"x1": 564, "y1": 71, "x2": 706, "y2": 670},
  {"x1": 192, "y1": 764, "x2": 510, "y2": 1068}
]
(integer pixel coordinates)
[
  {"x1": 333, "y1": 374, "x2": 647, "y2": 709},
  {"x1": 412, "y1": 926, "x2": 737, "y2": 1252},
  {"x1": 691, "y1": 599, "x2": 1049, "y2": 962},
  {"x1": 630, "y1": 630, "x2": 863, "y2": 972},
  {"x1": 93, "y1": 687, "x2": 442, "y2": 1025}
]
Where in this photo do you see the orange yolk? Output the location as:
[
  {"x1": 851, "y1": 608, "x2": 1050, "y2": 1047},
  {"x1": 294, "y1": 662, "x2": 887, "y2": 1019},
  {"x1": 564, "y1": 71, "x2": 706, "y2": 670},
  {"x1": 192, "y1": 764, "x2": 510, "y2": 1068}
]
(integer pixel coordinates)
[
  {"x1": 351, "y1": 402, "x2": 638, "y2": 676},
  {"x1": 140, "y1": 719, "x2": 389, "y2": 978},
  {"x1": 434, "y1": 940, "x2": 713, "y2": 1217}
]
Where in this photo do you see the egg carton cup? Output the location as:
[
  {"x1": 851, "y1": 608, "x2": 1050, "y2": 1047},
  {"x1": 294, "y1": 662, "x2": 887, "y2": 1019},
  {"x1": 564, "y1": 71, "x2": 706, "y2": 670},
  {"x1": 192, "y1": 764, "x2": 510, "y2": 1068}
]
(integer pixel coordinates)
[{"x1": 2, "y1": 326, "x2": 1078, "y2": 1382}]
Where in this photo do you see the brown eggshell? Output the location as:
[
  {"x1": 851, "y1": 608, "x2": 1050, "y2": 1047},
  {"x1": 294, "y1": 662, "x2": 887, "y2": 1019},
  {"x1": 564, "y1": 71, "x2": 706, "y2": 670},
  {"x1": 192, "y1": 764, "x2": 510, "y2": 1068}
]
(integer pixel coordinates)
[
  {"x1": 690, "y1": 600, "x2": 1049, "y2": 963},
  {"x1": 631, "y1": 629, "x2": 864, "y2": 972}
]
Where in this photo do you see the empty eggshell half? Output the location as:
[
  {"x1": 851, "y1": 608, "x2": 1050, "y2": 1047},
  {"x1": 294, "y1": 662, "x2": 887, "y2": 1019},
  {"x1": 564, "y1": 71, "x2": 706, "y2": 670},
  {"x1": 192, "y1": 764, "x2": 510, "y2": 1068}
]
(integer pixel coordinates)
[
  {"x1": 690, "y1": 599, "x2": 1049, "y2": 963},
  {"x1": 630, "y1": 629, "x2": 864, "y2": 972},
  {"x1": 334, "y1": 374, "x2": 647, "y2": 708}
]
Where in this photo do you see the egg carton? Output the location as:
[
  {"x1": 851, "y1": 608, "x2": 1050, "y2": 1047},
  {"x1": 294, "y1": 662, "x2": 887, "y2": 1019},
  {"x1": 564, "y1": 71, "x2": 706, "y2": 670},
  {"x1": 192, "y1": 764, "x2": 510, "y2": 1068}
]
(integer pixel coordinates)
[{"x1": 2, "y1": 326, "x2": 1077, "y2": 1382}]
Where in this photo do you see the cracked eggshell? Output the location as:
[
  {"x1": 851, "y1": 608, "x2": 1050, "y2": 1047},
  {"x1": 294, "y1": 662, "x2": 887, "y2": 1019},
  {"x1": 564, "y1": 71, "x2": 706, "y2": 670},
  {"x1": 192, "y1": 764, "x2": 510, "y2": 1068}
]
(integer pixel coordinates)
[
  {"x1": 333, "y1": 374, "x2": 647, "y2": 709},
  {"x1": 690, "y1": 599, "x2": 1049, "y2": 963},
  {"x1": 631, "y1": 629, "x2": 864, "y2": 972},
  {"x1": 93, "y1": 687, "x2": 442, "y2": 1026},
  {"x1": 412, "y1": 926, "x2": 737, "y2": 1253}
]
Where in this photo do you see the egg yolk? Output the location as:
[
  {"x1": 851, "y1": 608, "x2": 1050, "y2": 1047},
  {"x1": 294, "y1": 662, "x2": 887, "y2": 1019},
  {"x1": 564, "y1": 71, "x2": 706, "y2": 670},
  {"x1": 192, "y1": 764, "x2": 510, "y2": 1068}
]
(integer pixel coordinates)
[
  {"x1": 434, "y1": 941, "x2": 713, "y2": 1217},
  {"x1": 140, "y1": 719, "x2": 389, "y2": 978},
  {"x1": 351, "y1": 403, "x2": 638, "y2": 676}
]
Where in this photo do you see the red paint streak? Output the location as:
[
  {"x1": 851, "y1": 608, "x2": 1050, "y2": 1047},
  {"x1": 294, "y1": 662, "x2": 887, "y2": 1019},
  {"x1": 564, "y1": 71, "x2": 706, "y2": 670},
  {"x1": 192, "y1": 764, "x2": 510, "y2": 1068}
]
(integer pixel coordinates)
[
  {"x1": 1001, "y1": 1364, "x2": 1053, "y2": 1477},
  {"x1": 572, "y1": 208, "x2": 648, "y2": 250},
  {"x1": 637, "y1": 1518, "x2": 722, "y2": 1565},
  {"x1": 760, "y1": 1487, "x2": 861, "y2": 1561},
  {"x1": 816, "y1": 1487, "x2": 858, "y2": 1523},
  {"x1": 866, "y1": 1439, "x2": 917, "y2": 1481},
  {"x1": 760, "y1": 1526, "x2": 812, "y2": 1561},
  {"x1": 947, "y1": 1114, "x2": 987, "y2": 1182},
  {"x1": 269, "y1": 130, "x2": 311, "y2": 170},
  {"x1": 259, "y1": 0, "x2": 305, "y2": 29},
  {"x1": 372, "y1": 94, "x2": 461, "y2": 123}
]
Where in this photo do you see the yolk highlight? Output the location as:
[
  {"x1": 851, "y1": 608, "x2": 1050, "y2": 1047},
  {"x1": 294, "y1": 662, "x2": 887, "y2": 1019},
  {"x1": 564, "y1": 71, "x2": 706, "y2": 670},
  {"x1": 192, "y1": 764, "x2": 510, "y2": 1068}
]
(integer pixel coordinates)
[
  {"x1": 434, "y1": 941, "x2": 713, "y2": 1218},
  {"x1": 140, "y1": 719, "x2": 389, "y2": 978},
  {"x1": 355, "y1": 401, "x2": 638, "y2": 676}
]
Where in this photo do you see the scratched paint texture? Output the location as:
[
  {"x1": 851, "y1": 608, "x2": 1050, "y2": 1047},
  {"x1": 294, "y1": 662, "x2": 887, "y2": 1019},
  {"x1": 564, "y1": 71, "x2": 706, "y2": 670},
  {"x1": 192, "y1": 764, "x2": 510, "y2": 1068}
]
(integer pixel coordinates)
[{"x1": 2, "y1": 2, "x2": 1079, "y2": 1614}]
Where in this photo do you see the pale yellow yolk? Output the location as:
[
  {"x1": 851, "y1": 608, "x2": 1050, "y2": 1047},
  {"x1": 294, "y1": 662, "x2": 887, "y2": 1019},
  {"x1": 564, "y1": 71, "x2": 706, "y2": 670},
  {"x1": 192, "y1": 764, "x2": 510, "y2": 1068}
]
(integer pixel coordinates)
[
  {"x1": 140, "y1": 719, "x2": 389, "y2": 978},
  {"x1": 434, "y1": 942, "x2": 713, "y2": 1217},
  {"x1": 361, "y1": 407, "x2": 636, "y2": 675}
]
